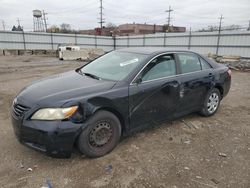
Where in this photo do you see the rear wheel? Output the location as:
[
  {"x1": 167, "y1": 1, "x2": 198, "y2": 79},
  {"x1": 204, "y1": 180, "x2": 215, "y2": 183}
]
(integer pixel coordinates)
[
  {"x1": 200, "y1": 88, "x2": 221, "y2": 117},
  {"x1": 78, "y1": 110, "x2": 121, "y2": 158}
]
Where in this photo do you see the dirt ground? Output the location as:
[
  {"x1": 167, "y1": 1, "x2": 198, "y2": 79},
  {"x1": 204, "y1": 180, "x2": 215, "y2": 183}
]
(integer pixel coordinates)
[{"x1": 0, "y1": 55, "x2": 249, "y2": 188}]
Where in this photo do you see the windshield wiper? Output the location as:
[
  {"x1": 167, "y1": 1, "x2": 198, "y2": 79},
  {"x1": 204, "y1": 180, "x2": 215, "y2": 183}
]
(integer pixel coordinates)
[{"x1": 83, "y1": 72, "x2": 101, "y2": 80}]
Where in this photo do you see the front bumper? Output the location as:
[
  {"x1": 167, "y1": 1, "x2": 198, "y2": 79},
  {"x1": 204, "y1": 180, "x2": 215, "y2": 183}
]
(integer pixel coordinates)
[{"x1": 11, "y1": 112, "x2": 84, "y2": 158}]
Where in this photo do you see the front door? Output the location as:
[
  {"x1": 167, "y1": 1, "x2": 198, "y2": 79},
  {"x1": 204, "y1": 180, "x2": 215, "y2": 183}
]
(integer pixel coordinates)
[{"x1": 128, "y1": 53, "x2": 180, "y2": 131}]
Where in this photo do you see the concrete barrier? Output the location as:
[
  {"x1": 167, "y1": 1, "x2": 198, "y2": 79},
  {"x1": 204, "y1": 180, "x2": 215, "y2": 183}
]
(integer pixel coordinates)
[
  {"x1": 0, "y1": 48, "x2": 104, "y2": 59},
  {"x1": 61, "y1": 50, "x2": 89, "y2": 60},
  {"x1": 0, "y1": 49, "x2": 57, "y2": 57},
  {"x1": 3, "y1": 50, "x2": 19, "y2": 56},
  {"x1": 60, "y1": 48, "x2": 104, "y2": 61}
]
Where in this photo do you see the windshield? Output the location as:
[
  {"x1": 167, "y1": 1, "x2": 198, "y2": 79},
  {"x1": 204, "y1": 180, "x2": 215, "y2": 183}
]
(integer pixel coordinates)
[{"x1": 80, "y1": 51, "x2": 147, "y2": 81}]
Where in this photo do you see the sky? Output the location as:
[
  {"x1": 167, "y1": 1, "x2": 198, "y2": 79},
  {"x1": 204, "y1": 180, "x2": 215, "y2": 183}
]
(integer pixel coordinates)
[{"x1": 0, "y1": 0, "x2": 249, "y2": 31}]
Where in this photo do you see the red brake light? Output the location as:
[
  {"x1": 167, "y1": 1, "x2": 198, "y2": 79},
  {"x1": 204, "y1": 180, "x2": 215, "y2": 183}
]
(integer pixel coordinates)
[{"x1": 227, "y1": 69, "x2": 232, "y2": 76}]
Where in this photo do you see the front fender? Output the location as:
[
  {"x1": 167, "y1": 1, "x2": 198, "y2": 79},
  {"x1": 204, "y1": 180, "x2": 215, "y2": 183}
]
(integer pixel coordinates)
[{"x1": 83, "y1": 96, "x2": 129, "y2": 135}]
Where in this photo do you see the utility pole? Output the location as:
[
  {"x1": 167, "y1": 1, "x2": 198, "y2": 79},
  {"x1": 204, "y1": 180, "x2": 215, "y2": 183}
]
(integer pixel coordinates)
[
  {"x1": 98, "y1": 0, "x2": 105, "y2": 35},
  {"x1": 218, "y1": 14, "x2": 224, "y2": 32},
  {"x1": 216, "y1": 14, "x2": 224, "y2": 55},
  {"x1": 17, "y1": 18, "x2": 24, "y2": 30},
  {"x1": 165, "y1": 6, "x2": 173, "y2": 32},
  {"x1": 2, "y1": 20, "x2": 5, "y2": 31},
  {"x1": 188, "y1": 27, "x2": 192, "y2": 50},
  {"x1": 42, "y1": 10, "x2": 48, "y2": 32},
  {"x1": 17, "y1": 18, "x2": 21, "y2": 26}
]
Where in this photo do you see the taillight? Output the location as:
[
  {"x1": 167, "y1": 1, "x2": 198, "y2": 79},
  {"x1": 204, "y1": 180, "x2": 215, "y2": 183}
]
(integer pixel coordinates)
[{"x1": 227, "y1": 69, "x2": 232, "y2": 77}]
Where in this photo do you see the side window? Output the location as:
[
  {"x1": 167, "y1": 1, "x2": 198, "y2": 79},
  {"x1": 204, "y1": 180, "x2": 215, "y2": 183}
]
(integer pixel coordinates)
[
  {"x1": 178, "y1": 53, "x2": 201, "y2": 74},
  {"x1": 141, "y1": 54, "x2": 176, "y2": 82},
  {"x1": 199, "y1": 57, "x2": 212, "y2": 70}
]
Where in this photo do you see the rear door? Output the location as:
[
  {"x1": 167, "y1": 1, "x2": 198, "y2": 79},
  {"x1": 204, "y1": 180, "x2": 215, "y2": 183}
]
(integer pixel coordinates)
[
  {"x1": 128, "y1": 53, "x2": 181, "y2": 131},
  {"x1": 176, "y1": 52, "x2": 214, "y2": 114}
]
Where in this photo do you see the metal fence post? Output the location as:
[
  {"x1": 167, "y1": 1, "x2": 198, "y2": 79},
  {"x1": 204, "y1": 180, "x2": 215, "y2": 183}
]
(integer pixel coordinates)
[
  {"x1": 50, "y1": 31, "x2": 54, "y2": 50},
  {"x1": 143, "y1": 34, "x2": 145, "y2": 46},
  {"x1": 127, "y1": 34, "x2": 129, "y2": 47},
  {"x1": 95, "y1": 35, "x2": 97, "y2": 48},
  {"x1": 74, "y1": 32, "x2": 77, "y2": 45},
  {"x1": 21, "y1": 31, "x2": 26, "y2": 50},
  {"x1": 163, "y1": 33, "x2": 166, "y2": 47},
  {"x1": 113, "y1": 35, "x2": 116, "y2": 50},
  {"x1": 188, "y1": 27, "x2": 192, "y2": 50}
]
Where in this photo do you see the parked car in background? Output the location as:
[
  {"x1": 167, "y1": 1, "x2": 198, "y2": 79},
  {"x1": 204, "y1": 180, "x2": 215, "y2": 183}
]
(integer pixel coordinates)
[{"x1": 11, "y1": 48, "x2": 231, "y2": 158}]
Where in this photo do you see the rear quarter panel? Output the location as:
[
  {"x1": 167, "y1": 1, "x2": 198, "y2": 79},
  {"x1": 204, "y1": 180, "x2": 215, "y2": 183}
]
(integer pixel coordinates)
[{"x1": 214, "y1": 65, "x2": 231, "y2": 98}]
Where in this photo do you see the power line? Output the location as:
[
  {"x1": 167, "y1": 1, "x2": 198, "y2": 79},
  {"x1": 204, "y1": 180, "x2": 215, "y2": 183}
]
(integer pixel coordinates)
[
  {"x1": 48, "y1": 1, "x2": 97, "y2": 14},
  {"x1": 17, "y1": 18, "x2": 21, "y2": 26},
  {"x1": 165, "y1": 6, "x2": 173, "y2": 32}
]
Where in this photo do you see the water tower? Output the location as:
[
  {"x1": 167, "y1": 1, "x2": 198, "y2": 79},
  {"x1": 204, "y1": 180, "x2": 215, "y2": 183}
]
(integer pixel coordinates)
[{"x1": 33, "y1": 10, "x2": 45, "y2": 32}]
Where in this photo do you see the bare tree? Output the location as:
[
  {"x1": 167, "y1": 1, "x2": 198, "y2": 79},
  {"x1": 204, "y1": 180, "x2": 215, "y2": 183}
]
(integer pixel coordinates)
[
  {"x1": 198, "y1": 25, "x2": 218, "y2": 32},
  {"x1": 48, "y1": 25, "x2": 60, "y2": 33},
  {"x1": 106, "y1": 22, "x2": 117, "y2": 29},
  {"x1": 60, "y1": 23, "x2": 71, "y2": 33},
  {"x1": 207, "y1": 25, "x2": 219, "y2": 32},
  {"x1": 223, "y1": 24, "x2": 241, "y2": 31}
]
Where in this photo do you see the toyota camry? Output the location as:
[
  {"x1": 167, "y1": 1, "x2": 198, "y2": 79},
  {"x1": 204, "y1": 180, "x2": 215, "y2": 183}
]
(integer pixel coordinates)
[{"x1": 11, "y1": 48, "x2": 231, "y2": 158}]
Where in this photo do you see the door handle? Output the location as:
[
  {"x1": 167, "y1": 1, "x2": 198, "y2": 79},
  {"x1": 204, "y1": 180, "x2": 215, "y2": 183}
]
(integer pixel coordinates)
[
  {"x1": 180, "y1": 90, "x2": 185, "y2": 98},
  {"x1": 208, "y1": 73, "x2": 213, "y2": 77},
  {"x1": 172, "y1": 82, "x2": 179, "y2": 88},
  {"x1": 179, "y1": 86, "x2": 185, "y2": 98}
]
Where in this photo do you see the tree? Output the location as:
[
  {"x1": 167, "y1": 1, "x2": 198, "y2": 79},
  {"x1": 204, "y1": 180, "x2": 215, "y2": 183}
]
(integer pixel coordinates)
[
  {"x1": 198, "y1": 24, "x2": 244, "y2": 32},
  {"x1": 207, "y1": 25, "x2": 219, "y2": 32},
  {"x1": 163, "y1": 24, "x2": 173, "y2": 32},
  {"x1": 223, "y1": 24, "x2": 241, "y2": 31},
  {"x1": 11, "y1": 26, "x2": 17, "y2": 31},
  {"x1": 60, "y1": 23, "x2": 71, "y2": 33},
  {"x1": 48, "y1": 25, "x2": 60, "y2": 33},
  {"x1": 11, "y1": 25, "x2": 23, "y2": 31},
  {"x1": 106, "y1": 22, "x2": 117, "y2": 29},
  {"x1": 198, "y1": 25, "x2": 218, "y2": 32}
]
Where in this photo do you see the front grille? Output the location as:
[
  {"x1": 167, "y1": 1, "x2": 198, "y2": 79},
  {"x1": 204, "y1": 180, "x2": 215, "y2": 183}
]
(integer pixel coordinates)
[{"x1": 12, "y1": 103, "x2": 29, "y2": 117}]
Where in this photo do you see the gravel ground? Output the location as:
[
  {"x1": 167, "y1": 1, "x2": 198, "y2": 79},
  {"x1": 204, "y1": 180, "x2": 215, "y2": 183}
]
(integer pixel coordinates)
[{"x1": 0, "y1": 55, "x2": 249, "y2": 188}]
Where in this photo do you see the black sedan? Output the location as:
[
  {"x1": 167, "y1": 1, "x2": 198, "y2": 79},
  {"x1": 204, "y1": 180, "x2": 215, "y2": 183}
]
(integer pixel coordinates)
[{"x1": 11, "y1": 48, "x2": 231, "y2": 158}]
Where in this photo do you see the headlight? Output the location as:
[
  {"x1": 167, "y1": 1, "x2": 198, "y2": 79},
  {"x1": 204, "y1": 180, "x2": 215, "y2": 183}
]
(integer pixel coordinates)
[{"x1": 31, "y1": 106, "x2": 78, "y2": 120}]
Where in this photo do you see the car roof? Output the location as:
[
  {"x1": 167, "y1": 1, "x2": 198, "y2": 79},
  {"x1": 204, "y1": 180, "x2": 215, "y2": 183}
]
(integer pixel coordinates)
[{"x1": 116, "y1": 47, "x2": 195, "y2": 55}]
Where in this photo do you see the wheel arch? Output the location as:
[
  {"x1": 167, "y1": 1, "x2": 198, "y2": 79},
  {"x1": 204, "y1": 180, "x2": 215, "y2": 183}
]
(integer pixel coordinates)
[
  {"x1": 214, "y1": 84, "x2": 224, "y2": 98},
  {"x1": 74, "y1": 103, "x2": 127, "y2": 151},
  {"x1": 94, "y1": 107, "x2": 126, "y2": 135}
]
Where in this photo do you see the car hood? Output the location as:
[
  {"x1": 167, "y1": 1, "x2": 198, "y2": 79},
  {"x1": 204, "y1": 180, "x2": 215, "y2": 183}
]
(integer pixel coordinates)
[{"x1": 17, "y1": 70, "x2": 116, "y2": 107}]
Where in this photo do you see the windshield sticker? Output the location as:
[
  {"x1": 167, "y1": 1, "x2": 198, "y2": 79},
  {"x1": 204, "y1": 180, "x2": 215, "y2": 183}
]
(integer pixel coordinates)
[{"x1": 120, "y1": 58, "x2": 139, "y2": 67}]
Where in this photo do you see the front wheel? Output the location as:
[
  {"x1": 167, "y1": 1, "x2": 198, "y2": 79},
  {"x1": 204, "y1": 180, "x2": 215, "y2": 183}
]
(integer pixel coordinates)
[
  {"x1": 78, "y1": 110, "x2": 121, "y2": 158},
  {"x1": 200, "y1": 88, "x2": 221, "y2": 117}
]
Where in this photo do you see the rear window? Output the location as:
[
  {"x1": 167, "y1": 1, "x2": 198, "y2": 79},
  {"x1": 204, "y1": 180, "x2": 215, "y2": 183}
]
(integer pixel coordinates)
[{"x1": 178, "y1": 53, "x2": 201, "y2": 73}]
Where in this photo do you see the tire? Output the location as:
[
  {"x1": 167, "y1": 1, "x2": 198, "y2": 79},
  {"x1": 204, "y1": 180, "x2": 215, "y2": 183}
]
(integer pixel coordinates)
[
  {"x1": 78, "y1": 110, "x2": 121, "y2": 158},
  {"x1": 200, "y1": 88, "x2": 221, "y2": 117}
]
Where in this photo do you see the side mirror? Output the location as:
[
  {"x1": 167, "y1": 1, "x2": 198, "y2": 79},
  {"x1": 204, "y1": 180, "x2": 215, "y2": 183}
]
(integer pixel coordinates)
[{"x1": 135, "y1": 77, "x2": 142, "y2": 84}]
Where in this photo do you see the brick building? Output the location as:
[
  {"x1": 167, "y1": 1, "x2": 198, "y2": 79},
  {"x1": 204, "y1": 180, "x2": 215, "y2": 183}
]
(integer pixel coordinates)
[{"x1": 79, "y1": 23, "x2": 186, "y2": 36}]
